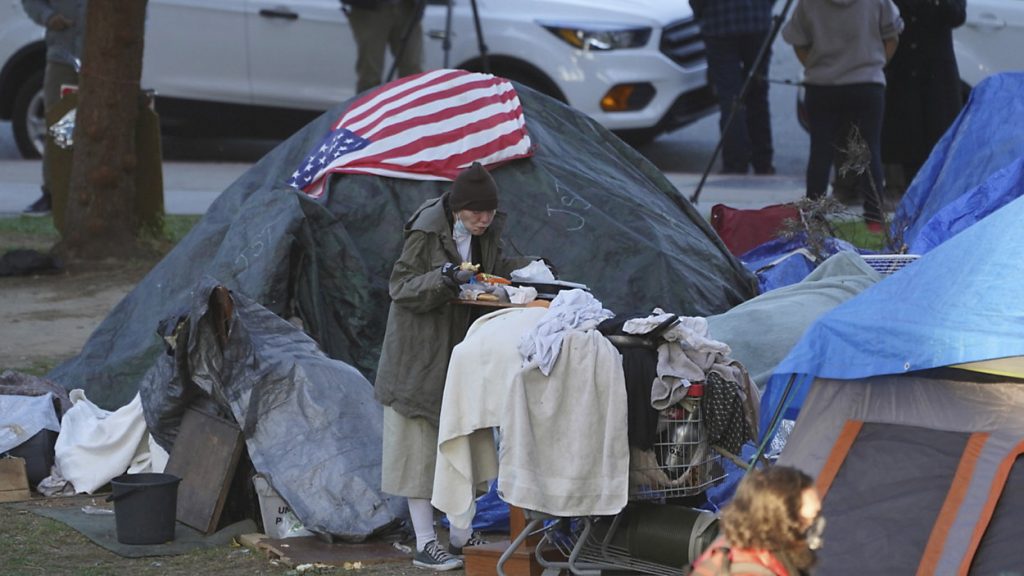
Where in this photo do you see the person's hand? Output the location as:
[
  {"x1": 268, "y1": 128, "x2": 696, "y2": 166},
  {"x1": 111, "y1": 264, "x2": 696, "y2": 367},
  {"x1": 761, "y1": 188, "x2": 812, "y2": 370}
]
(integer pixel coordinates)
[
  {"x1": 441, "y1": 262, "x2": 474, "y2": 287},
  {"x1": 47, "y1": 13, "x2": 74, "y2": 31}
]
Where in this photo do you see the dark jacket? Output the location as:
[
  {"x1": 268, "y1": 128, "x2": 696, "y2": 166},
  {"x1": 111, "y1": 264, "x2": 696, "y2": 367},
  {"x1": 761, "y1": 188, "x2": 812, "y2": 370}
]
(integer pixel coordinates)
[
  {"x1": 374, "y1": 193, "x2": 533, "y2": 425},
  {"x1": 882, "y1": 0, "x2": 966, "y2": 167}
]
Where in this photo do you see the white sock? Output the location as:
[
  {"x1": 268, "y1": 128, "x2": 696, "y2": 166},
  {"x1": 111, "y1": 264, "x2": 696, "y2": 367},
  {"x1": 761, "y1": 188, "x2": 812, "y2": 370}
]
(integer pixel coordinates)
[
  {"x1": 449, "y1": 524, "x2": 472, "y2": 549},
  {"x1": 408, "y1": 498, "x2": 436, "y2": 551}
]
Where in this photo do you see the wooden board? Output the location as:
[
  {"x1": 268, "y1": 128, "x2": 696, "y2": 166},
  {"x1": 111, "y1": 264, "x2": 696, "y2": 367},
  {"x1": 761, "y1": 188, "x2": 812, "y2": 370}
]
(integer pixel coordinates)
[
  {"x1": 0, "y1": 457, "x2": 31, "y2": 503},
  {"x1": 165, "y1": 408, "x2": 244, "y2": 534}
]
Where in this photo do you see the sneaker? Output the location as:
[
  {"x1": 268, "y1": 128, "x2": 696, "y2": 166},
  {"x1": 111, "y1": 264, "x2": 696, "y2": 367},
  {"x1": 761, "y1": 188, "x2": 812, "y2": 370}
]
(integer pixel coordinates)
[
  {"x1": 865, "y1": 220, "x2": 884, "y2": 234},
  {"x1": 412, "y1": 539, "x2": 463, "y2": 571},
  {"x1": 22, "y1": 194, "x2": 51, "y2": 217},
  {"x1": 448, "y1": 532, "x2": 490, "y2": 557}
]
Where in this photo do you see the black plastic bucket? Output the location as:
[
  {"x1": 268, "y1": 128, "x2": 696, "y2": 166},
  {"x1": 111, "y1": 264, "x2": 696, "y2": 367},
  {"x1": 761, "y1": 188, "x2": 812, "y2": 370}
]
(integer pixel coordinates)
[{"x1": 107, "y1": 473, "x2": 181, "y2": 545}]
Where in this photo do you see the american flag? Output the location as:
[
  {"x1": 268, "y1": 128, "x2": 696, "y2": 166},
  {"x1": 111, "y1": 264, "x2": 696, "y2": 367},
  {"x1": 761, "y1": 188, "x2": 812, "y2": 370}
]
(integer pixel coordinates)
[{"x1": 287, "y1": 69, "x2": 534, "y2": 197}]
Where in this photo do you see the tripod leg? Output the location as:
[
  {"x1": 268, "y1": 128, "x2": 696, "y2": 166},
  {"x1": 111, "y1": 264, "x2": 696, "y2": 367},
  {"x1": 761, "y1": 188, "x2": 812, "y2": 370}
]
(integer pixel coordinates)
[
  {"x1": 387, "y1": 0, "x2": 428, "y2": 83},
  {"x1": 468, "y1": 0, "x2": 489, "y2": 73}
]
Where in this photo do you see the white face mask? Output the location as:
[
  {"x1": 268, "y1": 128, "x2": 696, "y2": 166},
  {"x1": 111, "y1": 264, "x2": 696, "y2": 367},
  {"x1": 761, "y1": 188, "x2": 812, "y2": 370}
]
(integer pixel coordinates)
[{"x1": 453, "y1": 215, "x2": 470, "y2": 239}]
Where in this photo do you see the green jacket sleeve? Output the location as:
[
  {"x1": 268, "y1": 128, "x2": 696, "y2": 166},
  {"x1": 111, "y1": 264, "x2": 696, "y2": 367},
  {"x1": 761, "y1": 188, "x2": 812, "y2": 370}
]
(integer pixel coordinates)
[{"x1": 388, "y1": 230, "x2": 458, "y2": 314}]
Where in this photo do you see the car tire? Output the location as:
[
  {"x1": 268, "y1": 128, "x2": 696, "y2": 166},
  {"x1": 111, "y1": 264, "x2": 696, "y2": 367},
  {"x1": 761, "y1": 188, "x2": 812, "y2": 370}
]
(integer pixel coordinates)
[{"x1": 12, "y1": 68, "x2": 45, "y2": 159}]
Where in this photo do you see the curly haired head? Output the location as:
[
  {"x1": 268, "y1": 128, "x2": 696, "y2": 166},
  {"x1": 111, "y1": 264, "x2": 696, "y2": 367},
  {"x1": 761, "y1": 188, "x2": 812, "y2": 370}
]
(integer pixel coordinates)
[{"x1": 720, "y1": 466, "x2": 815, "y2": 551}]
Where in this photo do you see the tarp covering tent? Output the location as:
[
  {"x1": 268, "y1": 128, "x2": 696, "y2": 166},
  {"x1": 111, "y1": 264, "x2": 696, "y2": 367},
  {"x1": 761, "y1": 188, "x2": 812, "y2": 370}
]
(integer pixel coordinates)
[
  {"x1": 139, "y1": 278, "x2": 403, "y2": 539},
  {"x1": 761, "y1": 193, "x2": 1024, "y2": 434},
  {"x1": 893, "y1": 72, "x2": 1024, "y2": 252},
  {"x1": 48, "y1": 79, "x2": 756, "y2": 411},
  {"x1": 761, "y1": 195, "x2": 1024, "y2": 573}
]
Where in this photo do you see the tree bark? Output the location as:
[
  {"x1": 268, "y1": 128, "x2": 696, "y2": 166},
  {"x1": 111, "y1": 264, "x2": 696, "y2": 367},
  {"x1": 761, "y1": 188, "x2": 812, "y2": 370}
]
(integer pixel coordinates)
[{"x1": 59, "y1": 0, "x2": 150, "y2": 259}]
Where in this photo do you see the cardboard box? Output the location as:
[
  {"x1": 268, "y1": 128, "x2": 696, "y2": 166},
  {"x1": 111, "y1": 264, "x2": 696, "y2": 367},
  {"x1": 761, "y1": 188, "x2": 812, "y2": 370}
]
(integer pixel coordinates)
[{"x1": 0, "y1": 457, "x2": 31, "y2": 503}]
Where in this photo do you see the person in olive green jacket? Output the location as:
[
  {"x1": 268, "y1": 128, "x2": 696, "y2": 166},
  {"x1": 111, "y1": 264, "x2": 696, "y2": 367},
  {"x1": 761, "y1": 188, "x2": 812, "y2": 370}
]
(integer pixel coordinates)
[{"x1": 374, "y1": 162, "x2": 536, "y2": 571}]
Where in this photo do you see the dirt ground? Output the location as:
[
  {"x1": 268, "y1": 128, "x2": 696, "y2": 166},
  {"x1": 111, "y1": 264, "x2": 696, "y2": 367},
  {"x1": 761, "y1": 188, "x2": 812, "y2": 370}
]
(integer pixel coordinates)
[
  {"x1": 0, "y1": 259, "x2": 150, "y2": 373},
  {"x1": 0, "y1": 247, "x2": 456, "y2": 575}
]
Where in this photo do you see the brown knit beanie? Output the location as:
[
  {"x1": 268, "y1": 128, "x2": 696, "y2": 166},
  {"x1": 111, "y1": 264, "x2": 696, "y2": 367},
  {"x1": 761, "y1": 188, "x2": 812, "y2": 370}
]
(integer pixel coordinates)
[{"x1": 450, "y1": 162, "x2": 499, "y2": 212}]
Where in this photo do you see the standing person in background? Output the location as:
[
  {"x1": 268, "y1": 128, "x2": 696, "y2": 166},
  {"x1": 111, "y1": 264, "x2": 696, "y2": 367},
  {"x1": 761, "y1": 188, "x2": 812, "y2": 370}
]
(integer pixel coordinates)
[
  {"x1": 21, "y1": 0, "x2": 85, "y2": 216},
  {"x1": 694, "y1": 0, "x2": 777, "y2": 175},
  {"x1": 343, "y1": 0, "x2": 423, "y2": 94},
  {"x1": 782, "y1": 0, "x2": 903, "y2": 233},
  {"x1": 690, "y1": 466, "x2": 825, "y2": 575},
  {"x1": 881, "y1": 0, "x2": 966, "y2": 195}
]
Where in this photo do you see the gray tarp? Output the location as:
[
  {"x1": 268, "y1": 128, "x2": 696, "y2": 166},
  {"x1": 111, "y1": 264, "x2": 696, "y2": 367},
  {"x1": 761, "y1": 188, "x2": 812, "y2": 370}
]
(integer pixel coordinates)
[
  {"x1": 707, "y1": 251, "x2": 880, "y2": 390},
  {"x1": 139, "y1": 278, "x2": 402, "y2": 540}
]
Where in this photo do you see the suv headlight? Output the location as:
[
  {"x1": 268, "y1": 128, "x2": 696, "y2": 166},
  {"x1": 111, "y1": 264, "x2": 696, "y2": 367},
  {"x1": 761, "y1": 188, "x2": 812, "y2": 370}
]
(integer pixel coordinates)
[{"x1": 539, "y1": 21, "x2": 652, "y2": 51}]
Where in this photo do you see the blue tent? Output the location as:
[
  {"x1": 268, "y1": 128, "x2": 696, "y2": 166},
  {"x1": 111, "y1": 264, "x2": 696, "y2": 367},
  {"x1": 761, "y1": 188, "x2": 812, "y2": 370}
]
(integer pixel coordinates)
[
  {"x1": 760, "y1": 193, "x2": 1024, "y2": 437},
  {"x1": 894, "y1": 73, "x2": 1024, "y2": 253}
]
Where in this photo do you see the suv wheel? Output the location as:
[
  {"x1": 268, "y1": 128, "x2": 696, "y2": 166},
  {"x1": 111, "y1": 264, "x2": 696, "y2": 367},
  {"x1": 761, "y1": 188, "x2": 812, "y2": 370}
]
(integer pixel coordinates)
[{"x1": 12, "y1": 69, "x2": 45, "y2": 159}]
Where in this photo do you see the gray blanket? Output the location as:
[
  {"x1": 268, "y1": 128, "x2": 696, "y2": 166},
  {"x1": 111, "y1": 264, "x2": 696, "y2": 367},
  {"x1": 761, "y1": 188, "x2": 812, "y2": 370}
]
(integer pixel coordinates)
[{"x1": 707, "y1": 252, "x2": 881, "y2": 391}]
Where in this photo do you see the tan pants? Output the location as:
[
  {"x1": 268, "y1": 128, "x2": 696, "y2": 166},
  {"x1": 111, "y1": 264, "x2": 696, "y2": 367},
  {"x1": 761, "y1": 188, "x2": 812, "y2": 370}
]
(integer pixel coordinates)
[
  {"x1": 347, "y1": 0, "x2": 423, "y2": 94},
  {"x1": 381, "y1": 405, "x2": 439, "y2": 499}
]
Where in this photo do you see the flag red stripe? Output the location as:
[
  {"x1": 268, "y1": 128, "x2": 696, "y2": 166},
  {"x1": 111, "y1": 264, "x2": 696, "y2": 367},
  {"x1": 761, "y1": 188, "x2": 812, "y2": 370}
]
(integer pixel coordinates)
[
  {"x1": 351, "y1": 77, "x2": 508, "y2": 137},
  {"x1": 364, "y1": 88, "x2": 521, "y2": 142},
  {"x1": 342, "y1": 104, "x2": 526, "y2": 167},
  {"x1": 340, "y1": 69, "x2": 474, "y2": 128}
]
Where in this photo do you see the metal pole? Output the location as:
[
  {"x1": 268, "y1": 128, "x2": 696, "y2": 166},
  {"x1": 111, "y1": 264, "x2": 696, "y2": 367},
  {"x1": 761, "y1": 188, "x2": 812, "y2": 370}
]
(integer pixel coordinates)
[{"x1": 468, "y1": 0, "x2": 489, "y2": 73}]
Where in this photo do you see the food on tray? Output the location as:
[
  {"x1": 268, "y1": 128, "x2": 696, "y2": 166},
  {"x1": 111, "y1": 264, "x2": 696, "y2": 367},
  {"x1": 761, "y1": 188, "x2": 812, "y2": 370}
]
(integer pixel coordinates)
[
  {"x1": 476, "y1": 293, "x2": 500, "y2": 302},
  {"x1": 459, "y1": 262, "x2": 480, "y2": 272},
  {"x1": 475, "y1": 272, "x2": 511, "y2": 285}
]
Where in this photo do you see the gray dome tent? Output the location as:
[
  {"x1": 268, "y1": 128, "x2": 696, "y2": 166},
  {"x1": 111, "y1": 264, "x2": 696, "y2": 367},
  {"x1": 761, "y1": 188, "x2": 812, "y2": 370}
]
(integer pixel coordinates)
[{"x1": 47, "y1": 79, "x2": 757, "y2": 539}]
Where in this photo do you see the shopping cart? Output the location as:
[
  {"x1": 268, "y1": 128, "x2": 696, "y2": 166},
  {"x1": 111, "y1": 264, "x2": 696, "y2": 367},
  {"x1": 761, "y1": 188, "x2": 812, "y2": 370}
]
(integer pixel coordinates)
[{"x1": 497, "y1": 372, "x2": 726, "y2": 575}]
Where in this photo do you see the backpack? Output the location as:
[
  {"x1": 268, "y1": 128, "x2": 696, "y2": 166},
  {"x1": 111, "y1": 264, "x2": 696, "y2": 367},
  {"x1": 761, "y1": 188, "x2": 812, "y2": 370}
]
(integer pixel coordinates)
[{"x1": 690, "y1": 546, "x2": 779, "y2": 576}]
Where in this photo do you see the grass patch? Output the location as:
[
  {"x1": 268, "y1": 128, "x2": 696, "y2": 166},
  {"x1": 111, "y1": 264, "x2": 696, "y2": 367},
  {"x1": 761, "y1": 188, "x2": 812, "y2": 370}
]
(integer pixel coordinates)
[
  {"x1": 0, "y1": 214, "x2": 201, "y2": 252},
  {"x1": 831, "y1": 219, "x2": 888, "y2": 252}
]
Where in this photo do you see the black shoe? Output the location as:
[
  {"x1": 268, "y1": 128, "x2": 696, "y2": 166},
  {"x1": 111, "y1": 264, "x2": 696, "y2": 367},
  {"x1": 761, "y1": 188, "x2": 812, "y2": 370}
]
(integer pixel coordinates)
[
  {"x1": 754, "y1": 165, "x2": 776, "y2": 175},
  {"x1": 448, "y1": 532, "x2": 490, "y2": 557},
  {"x1": 22, "y1": 195, "x2": 51, "y2": 217},
  {"x1": 412, "y1": 540, "x2": 463, "y2": 571}
]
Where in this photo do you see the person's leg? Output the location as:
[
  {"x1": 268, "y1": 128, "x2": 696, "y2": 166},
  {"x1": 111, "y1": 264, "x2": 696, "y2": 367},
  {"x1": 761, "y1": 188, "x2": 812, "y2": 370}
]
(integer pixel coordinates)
[
  {"x1": 849, "y1": 84, "x2": 886, "y2": 223},
  {"x1": 389, "y1": 0, "x2": 423, "y2": 80},
  {"x1": 703, "y1": 35, "x2": 751, "y2": 173},
  {"x1": 348, "y1": 6, "x2": 393, "y2": 93},
  {"x1": 739, "y1": 30, "x2": 774, "y2": 174},
  {"x1": 803, "y1": 84, "x2": 842, "y2": 200},
  {"x1": 381, "y1": 407, "x2": 461, "y2": 571}
]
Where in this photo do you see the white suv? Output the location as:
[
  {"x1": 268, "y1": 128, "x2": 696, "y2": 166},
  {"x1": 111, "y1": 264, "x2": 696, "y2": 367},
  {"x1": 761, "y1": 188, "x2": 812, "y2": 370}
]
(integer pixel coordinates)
[{"x1": 0, "y1": 0, "x2": 715, "y2": 158}]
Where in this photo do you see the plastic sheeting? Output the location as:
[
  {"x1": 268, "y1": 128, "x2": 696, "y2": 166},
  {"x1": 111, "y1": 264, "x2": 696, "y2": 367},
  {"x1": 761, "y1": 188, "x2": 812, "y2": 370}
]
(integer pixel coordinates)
[
  {"x1": 139, "y1": 277, "x2": 403, "y2": 540},
  {"x1": 707, "y1": 251, "x2": 879, "y2": 391},
  {"x1": 738, "y1": 233, "x2": 862, "y2": 293},
  {"x1": 0, "y1": 393, "x2": 60, "y2": 454},
  {"x1": 47, "y1": 82, "x2": 756, "y2": 411},
  {"x1": 893, "y1": 72, "x2": 1024, "y2": 252},
  {"x1": 761, "y1": 194, "x2": 1024, "y2": 436}
]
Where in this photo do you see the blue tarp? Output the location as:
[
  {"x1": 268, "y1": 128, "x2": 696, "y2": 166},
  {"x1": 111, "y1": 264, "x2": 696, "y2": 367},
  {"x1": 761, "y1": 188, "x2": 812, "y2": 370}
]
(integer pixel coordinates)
[
  {"x1": 739, "y1": 234, "x2": 861, "y2": 293},
  {"x1": 894, "y1": 73, "x2": 1024, "y2": 253},
  {"x1": 760, "y1": 194, "x2": 1024, "y2": 437}
]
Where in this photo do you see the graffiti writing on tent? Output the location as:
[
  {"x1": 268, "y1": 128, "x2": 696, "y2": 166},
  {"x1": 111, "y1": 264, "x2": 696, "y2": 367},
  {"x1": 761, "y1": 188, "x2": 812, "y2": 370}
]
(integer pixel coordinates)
[
  {"x1": 547, "y1": 184, "x2": 591, "y2": 232},
  {"x1": 234, "y1": 224, "x2": 274, "y2": 272}
]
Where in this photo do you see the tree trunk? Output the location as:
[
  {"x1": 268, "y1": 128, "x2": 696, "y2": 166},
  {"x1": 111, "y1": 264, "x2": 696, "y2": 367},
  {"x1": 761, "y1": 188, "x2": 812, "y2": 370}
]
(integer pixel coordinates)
[{"x1": 59, "y1": 0, "x2": 150, "y2": 259}]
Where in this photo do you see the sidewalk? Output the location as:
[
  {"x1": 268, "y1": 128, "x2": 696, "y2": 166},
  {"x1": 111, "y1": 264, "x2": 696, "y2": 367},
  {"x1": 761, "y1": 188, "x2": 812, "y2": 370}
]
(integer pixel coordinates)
[{"x1": 0, "y1": 159, "x2": 830, "y2": 220}]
